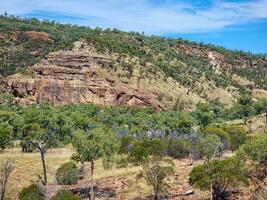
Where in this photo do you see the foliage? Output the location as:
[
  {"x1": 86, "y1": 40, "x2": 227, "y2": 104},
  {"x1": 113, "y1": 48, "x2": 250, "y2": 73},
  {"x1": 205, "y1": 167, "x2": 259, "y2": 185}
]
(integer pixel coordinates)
[
  {"x1": 19, "y1": 184, "x2": 44, "y2": 200},
  {"x1": 225, "y1": 125, "x2": 247, "y2": 151},
  {"x1": 135, "y1": 138, "x2": 174, "y2": 200},
  {"x1": 1, "y1": 15, "x2": 266, "y2": 96},
  {"x1": 72, "y1": 127, "x2": 119, "y2": 200},
  {"x1": 204, "y1": 127, "x2": 229, "y2": 153},
  {"x1": 72, "y1": 127, "x2": 119, "y2": 169},
  {"x1": 195, "y1": 103, "x2": 215, "y2": 129},
  {"x1": 55, "y1": 162, "x2": 78, "y2": 185},
  {"x1": 20, "y1": 122, "x2": 56, "y2": 185},
  {"x1": 166, "y1": 138, "x2": 192, "y2": 159},
  {"x1": 237, "y1": 134, "x2": 267, "y2": 183},
  {"x1": 0, "y1": 128, "x2": 11, "y2": 150},
  {"x1": 137, "y1": 158, "x2": 174, "y2": 200},
  {"x1": 196, "y1": 134, "x2": 221, "y2": 162},
  {"x1": 189, "y1": 158, "x2": 248, "y2": 199},
  {"x1": 50, "y1": 190, "x2": 82, "y2": 200}
]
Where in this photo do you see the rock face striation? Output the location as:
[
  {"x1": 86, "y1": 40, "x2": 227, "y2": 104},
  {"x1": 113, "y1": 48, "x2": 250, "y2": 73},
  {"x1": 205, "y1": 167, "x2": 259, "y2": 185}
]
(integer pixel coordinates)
[{"x1": 3, "y1": 42, "x2": 161, "y2": 109}]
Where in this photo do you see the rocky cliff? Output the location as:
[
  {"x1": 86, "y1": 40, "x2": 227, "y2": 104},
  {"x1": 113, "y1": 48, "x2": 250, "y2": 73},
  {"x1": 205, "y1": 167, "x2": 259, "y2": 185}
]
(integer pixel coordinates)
[
  {"x1": 2, "y1": 41, "x2": 163, "y2": 110},
  {"x1": 2, "y1": 38, "x2": 267, "y2": 110},
  {"x1": 1, "y1": 17, "x2": 267, "y2": 110}
]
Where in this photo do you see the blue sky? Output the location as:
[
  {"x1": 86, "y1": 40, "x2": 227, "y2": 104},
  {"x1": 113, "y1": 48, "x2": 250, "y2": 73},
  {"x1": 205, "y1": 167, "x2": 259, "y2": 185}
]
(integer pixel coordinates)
[{"x1": 1, "y1": 0, "x2": 267, "y2": 53}]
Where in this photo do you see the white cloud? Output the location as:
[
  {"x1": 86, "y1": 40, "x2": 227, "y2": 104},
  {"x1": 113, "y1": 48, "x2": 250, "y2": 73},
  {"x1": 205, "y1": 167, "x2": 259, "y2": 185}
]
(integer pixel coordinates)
[{"x1": 0, "y1": 0, "x2": 266, "y2": 34}]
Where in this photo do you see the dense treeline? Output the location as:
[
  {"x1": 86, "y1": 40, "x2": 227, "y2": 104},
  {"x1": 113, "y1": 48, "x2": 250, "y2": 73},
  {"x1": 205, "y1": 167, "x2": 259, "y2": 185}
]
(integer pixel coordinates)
[
  {"x1": 0, "y1": 94, "x2": 266, "y2": 148},
  {"x1": 1, "y1": 95, "x2": 266, "y2": 146}
]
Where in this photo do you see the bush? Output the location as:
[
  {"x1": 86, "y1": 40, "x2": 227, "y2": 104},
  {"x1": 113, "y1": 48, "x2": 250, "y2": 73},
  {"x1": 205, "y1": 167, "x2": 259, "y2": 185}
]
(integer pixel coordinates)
[
  {"x1": 137, "y1": 158, "x2": 174, "y2": 200},
  {"x1": 196, "y1": 134, "x2": 220, "y2": 162},
  {"x1": 51, "y1": 190, "x2": 82, "y2": 200},
  {"x1": 55, "y1": 162, "x2": 78, "y2": 185},
  {"x1": 167, "y1": 138, "x2": 191, "y2": 159},
  {"x1": 0, "y1": 128, "x2": 11, "y2": 150},
  {"x1": 189, "y1": 158, "x2": 248, "y2": 199},
  {"x1": 204, "y1": 127, "x2": 229, "y2": 153},
  {"x1": 237, "y1": 134, "x2": 267, "y2": 183},
  {"x1": 19, "y1": 184, "x2": 44, "y2": 200},
  {"x1": 225, "y1": 125, "x2": 247, "y2": 151}
]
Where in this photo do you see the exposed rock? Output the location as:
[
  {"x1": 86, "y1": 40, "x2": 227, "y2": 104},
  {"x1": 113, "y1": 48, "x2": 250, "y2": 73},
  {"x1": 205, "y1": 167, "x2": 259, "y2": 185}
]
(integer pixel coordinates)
[
  {"x1": 24, "y1": 31, "x2": 54, "y2": 43},
  {"x1": 3, "y1": 45, "x2": 162, "y2": 109},
  {"x1": 0, "y1": 31, "x2": 54, "y2": 43}
]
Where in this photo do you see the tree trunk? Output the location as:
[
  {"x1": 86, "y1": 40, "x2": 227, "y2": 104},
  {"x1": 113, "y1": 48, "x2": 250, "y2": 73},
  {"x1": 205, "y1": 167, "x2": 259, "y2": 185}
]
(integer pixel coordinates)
[
  {"x1": 154, "y1": 192, "x2": 160, "y2": 200},
  {"x1": 90, "y1": 161, "x2": 95, "y2": 200},
  {"x1": 40, "y1": 149, "x2": 47, "y2": 185},
  {"x1": 210, "y1": 182, "x2": 213, "y2": 200},
  {"x1": 0, "y1": 176, "x2": 7, "y2": 200}
]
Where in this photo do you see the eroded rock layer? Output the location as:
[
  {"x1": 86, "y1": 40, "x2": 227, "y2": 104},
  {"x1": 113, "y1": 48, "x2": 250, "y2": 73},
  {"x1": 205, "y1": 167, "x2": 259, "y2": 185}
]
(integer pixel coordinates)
[{"x1": 3, "y1": 49, "x2": 161, "y2": 109}]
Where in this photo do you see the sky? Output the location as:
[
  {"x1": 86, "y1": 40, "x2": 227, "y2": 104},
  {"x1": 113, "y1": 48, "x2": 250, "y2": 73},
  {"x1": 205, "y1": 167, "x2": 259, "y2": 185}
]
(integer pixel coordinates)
[{"x1": 0, "y1": 0, "x2": 267, "y2": 53}]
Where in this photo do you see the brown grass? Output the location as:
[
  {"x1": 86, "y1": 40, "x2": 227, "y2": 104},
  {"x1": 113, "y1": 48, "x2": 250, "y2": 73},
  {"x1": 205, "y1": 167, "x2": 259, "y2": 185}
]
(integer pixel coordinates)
[{"x1": 0, "y1": 148, "x2": 209, "y2": 200}]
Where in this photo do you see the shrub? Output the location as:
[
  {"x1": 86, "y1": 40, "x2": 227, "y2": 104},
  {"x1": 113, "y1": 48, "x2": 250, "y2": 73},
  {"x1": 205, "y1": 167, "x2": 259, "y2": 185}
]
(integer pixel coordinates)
[
  {"x1": 167, "y1": 138, "x2": 191, "y2": 159},
  {"x1": 237, "y1": 134, "x2": 267, "y2": 183},
  {"x1": 137, "y1": 158, "x2": 174, "y2": 200},
  {"x1": 189, "y1": 158, "x2": 248, "y2": 199},
  {"x1": 51, "y1": 190, "x2": 82, "y2": 200},
  {"x1": 225, "y1": 125, "x2": 247, "y2": 151},
  {"x1": 55, "y1": 162, "x2": 78, "y2": 185},
  {"x1": 0, "y1": 128, "x2": 11, "y2": 150},
  {"x1": 204, "y1": 127, "x2": 229, "y2": 153},
  {"x1": 196, "y1": 134, "x2": 220, "y2": 163},
  {"x1": 19, "y1": 184, "x2": 44, "y2": 200}
]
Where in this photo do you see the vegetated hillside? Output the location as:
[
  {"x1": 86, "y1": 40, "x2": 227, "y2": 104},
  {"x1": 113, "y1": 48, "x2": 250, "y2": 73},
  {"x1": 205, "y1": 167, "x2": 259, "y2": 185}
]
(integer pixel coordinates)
[{"x1": 1, "y1": 15, "x2": 267, "y2": 110}]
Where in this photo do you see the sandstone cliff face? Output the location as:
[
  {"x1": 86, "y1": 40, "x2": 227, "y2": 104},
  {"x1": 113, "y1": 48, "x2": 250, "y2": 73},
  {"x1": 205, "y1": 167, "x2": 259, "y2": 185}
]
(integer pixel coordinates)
[{"x1": 3, "y1": 42, "x2": 162, "y2": 109}]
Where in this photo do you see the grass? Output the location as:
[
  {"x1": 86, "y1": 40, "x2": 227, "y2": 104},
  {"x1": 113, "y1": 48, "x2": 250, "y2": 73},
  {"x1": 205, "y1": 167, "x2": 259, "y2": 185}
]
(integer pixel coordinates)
[
  {"x1": 0, "y1": 148, "x2": 73, "y2": 200},
  {"x1": 0, "y1": 147, "x2": 209, "y2": 200}
]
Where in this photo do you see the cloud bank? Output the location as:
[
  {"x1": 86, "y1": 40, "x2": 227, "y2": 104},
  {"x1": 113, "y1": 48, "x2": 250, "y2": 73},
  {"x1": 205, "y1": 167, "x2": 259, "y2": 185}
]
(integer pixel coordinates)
[{"x1": 0, "y1": 0, "x2": 267, "y2": 34}]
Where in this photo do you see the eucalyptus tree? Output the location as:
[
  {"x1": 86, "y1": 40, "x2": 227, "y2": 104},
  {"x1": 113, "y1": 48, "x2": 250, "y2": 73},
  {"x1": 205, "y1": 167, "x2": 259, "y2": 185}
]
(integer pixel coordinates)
[
  {"x1": 21, "y1": 123, "x2": 55, "y2": 185},
  {"x1": 72, "y1": 127, "x2": 119, "y2": 200}
]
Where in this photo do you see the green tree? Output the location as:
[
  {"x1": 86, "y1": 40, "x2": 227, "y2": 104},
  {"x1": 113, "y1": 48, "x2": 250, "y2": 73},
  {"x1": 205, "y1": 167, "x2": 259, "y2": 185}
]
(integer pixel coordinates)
[
  {"x1": 196, "y1": 103, "x2": 215, "y2": 129},
  {"x1": 197, "y1": 134, "x2": 220, "y2": 163},
  {"x1": 189, "y1": 158, "x2": 248, "y2": 200},
  {"x1": 225, "y1": 125, "x2": 247, "y2": 151},
  {"x1": 0, "y1": 128, "x2": 11, "y2": 150},
  {"x1": 167, "y1": 138, "x2": 192, "y2": 159},
  {"x1": 204, "y1": 127, "x2": 229, "y2": 154},
  {"x1": 136, "y1": 138, "x2": 174, "y2": 200},
  {"x1": 72, "y1": 127, "x2": 119, "y2": 200},
  {"x1": 20, "y1": 123, "x2": 54, "y2": 185},
  {"x1": 237, "y1": 134, "x2": 267, "y2": 187},
  {"x1": 137, "y1": 158, "x2": 174, "y2": 200}
]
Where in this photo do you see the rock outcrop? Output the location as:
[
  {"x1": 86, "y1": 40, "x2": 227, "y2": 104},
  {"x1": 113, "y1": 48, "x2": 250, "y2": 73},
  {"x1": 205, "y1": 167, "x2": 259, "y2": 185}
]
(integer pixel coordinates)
[{"x1": 3, "y1": 43, "x2": 162, "y2": 109}]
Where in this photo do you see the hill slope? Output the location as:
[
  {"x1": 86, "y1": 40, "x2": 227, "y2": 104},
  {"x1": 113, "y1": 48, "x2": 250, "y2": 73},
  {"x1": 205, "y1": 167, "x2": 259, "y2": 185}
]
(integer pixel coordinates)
[{"x1": 0, "y1": 16, "x2": 267, "y2": 110}]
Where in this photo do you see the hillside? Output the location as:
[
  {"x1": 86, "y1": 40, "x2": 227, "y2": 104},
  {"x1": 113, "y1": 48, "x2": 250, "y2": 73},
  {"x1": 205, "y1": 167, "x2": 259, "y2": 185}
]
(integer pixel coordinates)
[{"x1": 0, "y1": 16, "x2": 267, "y2": 110}]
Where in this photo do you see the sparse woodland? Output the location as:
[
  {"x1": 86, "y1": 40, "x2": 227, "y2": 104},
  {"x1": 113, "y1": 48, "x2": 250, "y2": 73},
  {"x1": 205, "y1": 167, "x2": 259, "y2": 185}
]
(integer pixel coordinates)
[{"x1": 0, "y1": 15, "x2": 267, "y2": 200}]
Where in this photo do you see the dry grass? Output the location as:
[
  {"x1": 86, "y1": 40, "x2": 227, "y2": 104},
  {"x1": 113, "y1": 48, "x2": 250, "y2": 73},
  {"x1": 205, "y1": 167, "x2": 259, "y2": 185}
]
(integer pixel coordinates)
[
  {"x1": 0, "y1": 148, "x2": 73, "y2": 200},
  {"x1": 0, "y1": 148, "x2": 209, "y2": 200}
]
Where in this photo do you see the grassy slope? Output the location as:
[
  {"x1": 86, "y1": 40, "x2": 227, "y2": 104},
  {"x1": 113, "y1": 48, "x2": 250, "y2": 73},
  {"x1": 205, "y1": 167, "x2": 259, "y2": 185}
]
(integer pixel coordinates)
[{"x1": 1, "y1": 16, "x2": 266, "y2": 103}]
